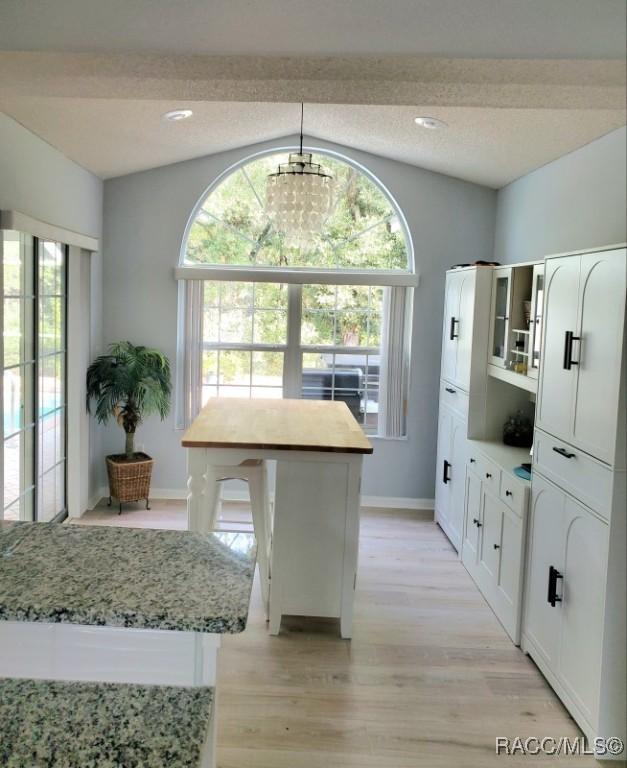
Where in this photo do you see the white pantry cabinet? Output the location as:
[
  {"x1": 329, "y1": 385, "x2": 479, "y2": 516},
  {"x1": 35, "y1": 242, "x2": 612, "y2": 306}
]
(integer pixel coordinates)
[
  {"x1": 525, "y1": 244, "x2": 626, "y2": 757},
  {"x1": 522, "y1": 473, "x2": 609, "y2": 742},
  {"x1": 536, "y1": 247, "x2": 626, "y2": 466}
]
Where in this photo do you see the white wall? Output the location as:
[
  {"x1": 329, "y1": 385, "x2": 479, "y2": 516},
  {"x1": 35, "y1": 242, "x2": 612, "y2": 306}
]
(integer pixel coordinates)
[
  {"x1": 494, "y1": 127, "x2": 627, "y2": 264},
  {"x1": 0, "y1": 112, "x2": 104, "y2": 506},
  {"x1": 102, "y1": 135, "x2": 496, "y2": 502}
]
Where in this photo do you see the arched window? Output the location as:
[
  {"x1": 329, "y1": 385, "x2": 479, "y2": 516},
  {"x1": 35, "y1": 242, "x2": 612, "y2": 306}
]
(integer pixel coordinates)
[
  {"x1": 177, "y1": 149, "x2": 416, "y2": 437},
  {"x1": 183, "y1": 150, "x2": 412, "y2": 272}
]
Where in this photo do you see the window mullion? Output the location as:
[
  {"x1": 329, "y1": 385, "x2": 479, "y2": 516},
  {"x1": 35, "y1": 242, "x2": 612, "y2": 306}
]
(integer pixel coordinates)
[{"x1": 284, "y1": 284, "x2": 302, "y2": 398}]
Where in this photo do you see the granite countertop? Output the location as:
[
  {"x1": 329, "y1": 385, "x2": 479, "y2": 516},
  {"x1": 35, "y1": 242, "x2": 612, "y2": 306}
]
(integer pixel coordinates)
[
  {"x1": 0, "y1": 677, "x2": 213, "y2": 768},
  {"x1": 0, "y1": 522, "x2": 256, "y2": 633}
]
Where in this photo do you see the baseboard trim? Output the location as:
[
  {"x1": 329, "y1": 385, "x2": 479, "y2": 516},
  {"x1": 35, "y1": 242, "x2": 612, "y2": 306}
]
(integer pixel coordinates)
[{"x1": 87, "y1": 486, "x2": 434, "y2": 513}]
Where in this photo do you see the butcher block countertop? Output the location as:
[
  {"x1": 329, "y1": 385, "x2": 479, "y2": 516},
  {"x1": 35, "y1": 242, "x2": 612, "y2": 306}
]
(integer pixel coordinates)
[
  {"x1": 182, "y1": 398, "x2": 374, "y2": 454},
  {"x1": 0, "y1": 522, "x2": 256, "y2": 634}
]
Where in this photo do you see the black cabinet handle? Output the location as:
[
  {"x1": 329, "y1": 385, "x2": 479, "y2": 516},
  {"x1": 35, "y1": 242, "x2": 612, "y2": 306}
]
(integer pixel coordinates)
[
  {"x1": 472, "y1": 518, "x2": 482, "y2": 528},
  {"x1": 493, "y1": 543, "x2": 500, "y2": 550},
  {"x1": 445, "y1": 387, "x2": 456, "y2": 394},
  {"x1": 469, "y1": 458, "x2": 476, "y2": 464},
  {"x1": 443, "y1": 459, "x2": 451, "y2": 484},
  {"x1": 449, "y1": 316, "x2": 459, "y2": 340},
  {"x1": 485, "y1": 472, "x2": 492, "y2": 479},
  {"x1": 563, "y1": 330, "x2": 581, "y2": 370},
  {"x1": 547, "y1": 565, "x2": 563, "y2": 607},
  {"x1": 552, "y1": 446, "x2": 575, "y2": 459},
  {"x1": 505, "y1": 490, "x2": 513, "y2": 497}
]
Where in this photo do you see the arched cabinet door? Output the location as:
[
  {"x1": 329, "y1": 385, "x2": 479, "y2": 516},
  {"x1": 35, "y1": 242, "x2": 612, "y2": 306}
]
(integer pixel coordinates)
[
  {"x1": 441, "y1": 271, "x2": 462, "y2": 385},
  {"x1": 454, "y1": 270, "x2": 476, "y2": 390},
  {"x1": 535, "y1": 257, "x2": 580, "y2": 443},
  {"x1": 434, "y1": 406, "x2": 453, "y2": 533},
  {"x1": 572, "y1": 249, "x2": 626, "y2": 464},
  {"x1": 559, "y1": 497, "x2": 608, "y2": 728},
  {"x1": 523, "y1": 474, "x2": 564, "y2": 671}
]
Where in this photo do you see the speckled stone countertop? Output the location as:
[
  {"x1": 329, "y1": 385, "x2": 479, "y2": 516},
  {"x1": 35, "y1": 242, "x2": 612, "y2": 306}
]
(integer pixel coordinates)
[
  {"x1": 0, "y1": 522, "x2": 256, "y2": 633},
  {"x1": 0, "y1": 677, "x2": 213, "y2": 767}
]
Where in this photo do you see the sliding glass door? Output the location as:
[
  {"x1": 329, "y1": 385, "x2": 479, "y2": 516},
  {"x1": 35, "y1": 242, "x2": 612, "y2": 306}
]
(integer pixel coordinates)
[
  {"x1": 2, "y1": 232, "x2": 67, "y2": 522},
  {"x1": 36, "y1": 240, "x2": 67, "y2": 521}
]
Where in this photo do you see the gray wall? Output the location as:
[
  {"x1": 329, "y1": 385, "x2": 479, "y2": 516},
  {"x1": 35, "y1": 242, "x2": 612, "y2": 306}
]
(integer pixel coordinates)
[
  {"x1": 0, "y1": 112, "x2": 105, "y2": 501},
  {"x1": 494, "y1": 127, "x2": 627, "y2": 264},
  {"x1": 102, "y1": 135, "x2": 496, "y2": 500}
]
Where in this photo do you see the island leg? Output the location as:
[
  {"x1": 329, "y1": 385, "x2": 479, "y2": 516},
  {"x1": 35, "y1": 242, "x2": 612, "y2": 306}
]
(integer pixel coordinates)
[
  {"x1": 340, "y1": 456, "x2": 363, "y2": 640},
  {"x1": 187, "y1": 448, "x2": 207, "y2": 532}
]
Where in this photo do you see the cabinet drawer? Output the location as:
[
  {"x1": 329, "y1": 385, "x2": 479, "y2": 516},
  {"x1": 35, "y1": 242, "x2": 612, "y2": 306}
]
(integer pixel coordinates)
[
  {"x1": 499, "y1": 474, "x2": 527, "y2": 517},
  {"x1": 439, "y1": 380, "x2": 469, "y2": 419},
  {"x1": 473, "y1": 454, "x2": 500, "y2": 493},
  {"x1": 533, "y1": 429, "x2": 613, "y2": 519}
]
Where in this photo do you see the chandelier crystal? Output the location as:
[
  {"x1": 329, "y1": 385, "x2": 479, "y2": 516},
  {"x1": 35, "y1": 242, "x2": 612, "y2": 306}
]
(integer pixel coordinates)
[{"x1": 266, "y1": 105, "x2": 333, "y2": 249}]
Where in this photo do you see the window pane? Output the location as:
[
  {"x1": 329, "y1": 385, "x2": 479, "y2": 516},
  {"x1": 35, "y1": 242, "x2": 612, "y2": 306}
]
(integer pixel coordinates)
[
  {"x1": 218, "y1": 350, "x2": 251, "y2": 387},
  {"x1": 39, "y1": 297, "x2": 62, "y2": 354},
  {"x1": 251, "y1": 351, "x2": 283, "y2": 390},
  {"x1": 253, "y1": 282, "x2": 287, "y2": 310},
  {"x1": 253, "y1": 309, "x2": 287, "y2": 345},
  {"x1": 202, "y1": 350, "x2": 218, "y2": 386},
  {"x1": 301, "y1": 352, "x2": 380, "y2": 431},
  {"x1": 220, "y1": 308, "x2": 253, "y2": 343},
  {"x1": 4, "y1": 428, "x2": 34, "y2": 512},
  {"x1": 3, "y1": 298, "x2": 22, "y2": 367}
]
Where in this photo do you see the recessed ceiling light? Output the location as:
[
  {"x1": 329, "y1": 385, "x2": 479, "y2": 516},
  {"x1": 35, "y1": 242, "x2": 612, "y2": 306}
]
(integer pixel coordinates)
[
  {"x1": 163, "y1": 109, "x2": 193, "y2": 122},
  {"x1": 414, "y1": 116, "x2": 447, "y2": 130}
]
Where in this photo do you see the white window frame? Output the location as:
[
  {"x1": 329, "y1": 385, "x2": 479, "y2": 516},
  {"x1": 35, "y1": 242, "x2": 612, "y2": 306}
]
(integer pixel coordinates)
[{"x1": 175, "y1": 146, "x2": 418, "y2": 437}]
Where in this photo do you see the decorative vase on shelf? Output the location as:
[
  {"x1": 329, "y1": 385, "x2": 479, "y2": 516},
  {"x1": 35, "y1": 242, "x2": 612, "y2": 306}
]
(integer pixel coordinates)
[{"x1": 503, "y1": 410, "x2": 533, "y2": 448}]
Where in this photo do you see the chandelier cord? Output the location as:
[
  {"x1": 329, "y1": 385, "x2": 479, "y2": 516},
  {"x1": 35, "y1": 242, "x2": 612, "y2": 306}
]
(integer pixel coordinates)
[{"x1": 299, "y1": 102, "x2": 304, "y2": 154}]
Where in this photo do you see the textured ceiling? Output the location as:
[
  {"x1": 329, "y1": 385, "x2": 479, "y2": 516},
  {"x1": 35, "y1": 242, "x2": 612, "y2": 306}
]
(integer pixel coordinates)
[
  {"x1": 1, "y1": 98, "x2": 624, "y2": 186},
  {"x1": 0, "y1": 0, "x2": 625, "y2": 58},
  {"x1": 0, "y1": 1, "x2": 624, "y2": 186}
]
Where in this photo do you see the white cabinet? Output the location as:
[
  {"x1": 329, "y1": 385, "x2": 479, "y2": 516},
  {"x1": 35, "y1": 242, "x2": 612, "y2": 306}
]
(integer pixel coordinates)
[
  {"x1": 536, "y1": 247, "x2": 626, "y2": 466},
  {"x1": 440, "y1": 267, "x2": 491, "y2": 394},
  {"x1": 526, "y1": 245, "x2": 626, "y2": 754},
  {"x1": 461, "y1": 448, "x2": 528, "y2": 644},
  {"x1": 441, "y1": 268, "x2": 476, "y2": 390},
  {"x1": 434, "y1": 401, "x2": 467, "y2": 552},
  {"x1": 522, "y1": 473, "x2": 609, "y2": 737}
]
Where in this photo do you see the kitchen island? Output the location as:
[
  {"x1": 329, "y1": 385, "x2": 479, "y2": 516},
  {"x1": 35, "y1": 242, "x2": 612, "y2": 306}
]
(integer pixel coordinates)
[
  {"x1": 183, "y1": 398, "x2": 373, "y2": 638},
  {"x1": 0, "y1": 521, "x2": 256, "y2": 767}
]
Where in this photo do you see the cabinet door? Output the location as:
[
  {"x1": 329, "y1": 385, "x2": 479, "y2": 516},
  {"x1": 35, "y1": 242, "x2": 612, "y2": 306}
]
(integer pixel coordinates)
[
  {"x1": 536, "y1": 256, "x2": 580, "y2": 443},
  {"x1": 462, "y1": 467, "x2": 482, "y2": 575},
  {"x1": 523, "y1": 474, "x2": 565, "y2": 671},
  {"x1": 441, "y1": 272, "x2": 462, "y2": 385},
  {"x1": 454, "y1": 270, "x2": 476, "y2": 390},
  {"x1": 497, "y1": 504, "x2": 523, "y2": 615},
  {"x1": 572, "y1": 248, "x2": 626, "y2": 464},
  {"x1": 559, "y1": 497, "x2": 608, "y2": 728},
  {"x1": 477, "y1": 490, "x2": 502, "y2": 594},
  {"x1": 434, "y1": 405, "x2": 453, "y2": 530},
  {"x1": 528, "y1": 264, "x2": 544, "y2": 379},
  {"x1": 489, "y1": 268, "x2": 512, "y2": 367},
  {"x1": 447, "y1": 412, "x2": 468, "y2": 552}
]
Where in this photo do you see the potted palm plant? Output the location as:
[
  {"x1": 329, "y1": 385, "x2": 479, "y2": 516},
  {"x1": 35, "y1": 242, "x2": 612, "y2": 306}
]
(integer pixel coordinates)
[{"x1": 87, "y1": 341, "x2": 172, "y2": 514}]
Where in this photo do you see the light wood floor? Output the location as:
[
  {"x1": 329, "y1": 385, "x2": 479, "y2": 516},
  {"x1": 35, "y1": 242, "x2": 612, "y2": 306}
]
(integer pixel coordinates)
[{"x1": 74, "y1": 500, "x2": 607, "y2": 767}]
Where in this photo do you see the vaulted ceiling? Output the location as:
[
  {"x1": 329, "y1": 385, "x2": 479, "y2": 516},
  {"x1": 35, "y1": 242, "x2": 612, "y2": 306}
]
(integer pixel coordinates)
[{"x1": 0, "y1": 0, "x2": 625, "y2": 186}]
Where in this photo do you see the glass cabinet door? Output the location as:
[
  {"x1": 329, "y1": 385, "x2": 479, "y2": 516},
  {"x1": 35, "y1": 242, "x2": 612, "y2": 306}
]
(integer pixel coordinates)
[
  {"x1": 490, "y1": 269, "x2": 511, "y2": 366},
  {"x1": 529, "y1": 265, "x2": 544, "y2": 378}
]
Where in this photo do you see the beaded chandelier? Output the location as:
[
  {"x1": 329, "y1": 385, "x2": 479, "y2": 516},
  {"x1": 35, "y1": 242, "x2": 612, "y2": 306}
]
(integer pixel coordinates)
[{"x1": 266, "y1": 104, "x2": 334, "y2": 249}]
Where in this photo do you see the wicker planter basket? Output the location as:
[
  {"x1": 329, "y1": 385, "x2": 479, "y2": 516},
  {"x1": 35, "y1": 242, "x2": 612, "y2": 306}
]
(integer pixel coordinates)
[{"x1": 106, "y1": 452, "x2": 154, "y2": 514}]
